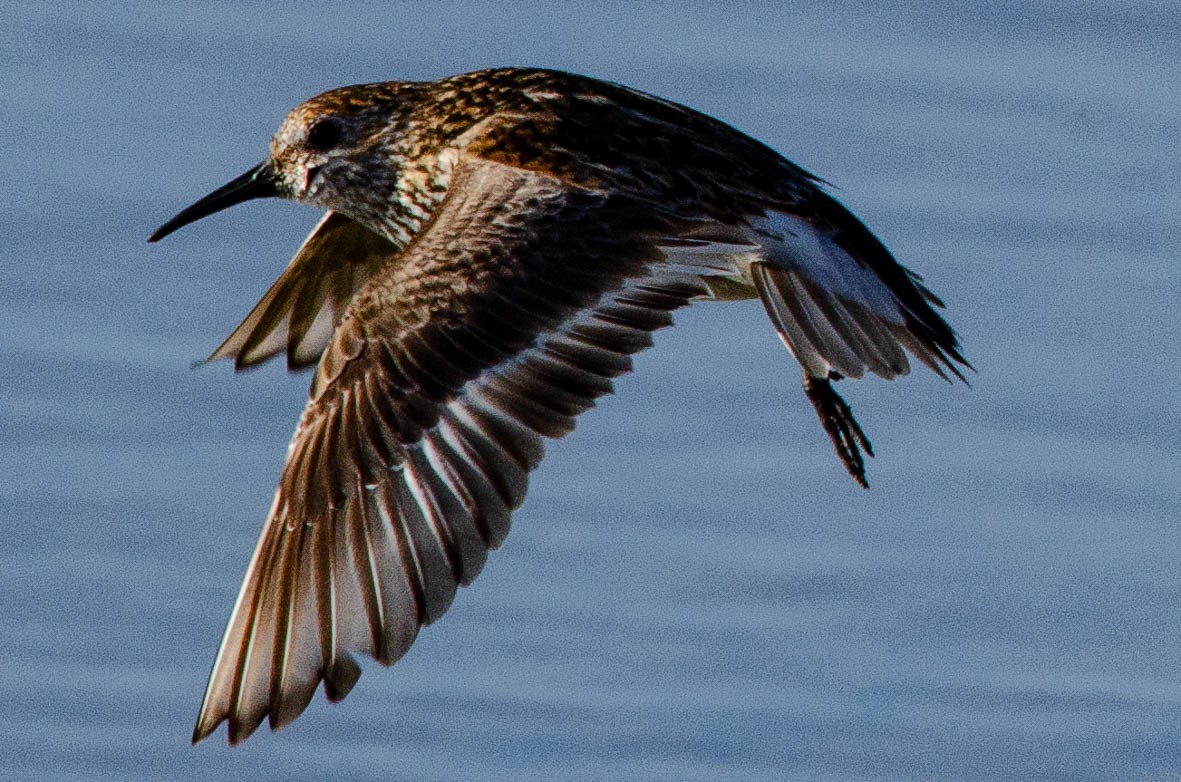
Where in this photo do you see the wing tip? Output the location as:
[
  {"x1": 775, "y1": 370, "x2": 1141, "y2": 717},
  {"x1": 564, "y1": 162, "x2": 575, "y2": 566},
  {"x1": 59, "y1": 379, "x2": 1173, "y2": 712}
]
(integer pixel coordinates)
[
  {"x1": 191, "y1": 718, "x2": 216, "y2": 745},
  {"x1": 324, "y1": 655, "x2": 363, "y2": 703},
  {"x1": 191, "y1": 708, "x2": 238, "y2": 746},
  {"x1": 190, "y1": 659, "x2": 364, "y2": 746}
]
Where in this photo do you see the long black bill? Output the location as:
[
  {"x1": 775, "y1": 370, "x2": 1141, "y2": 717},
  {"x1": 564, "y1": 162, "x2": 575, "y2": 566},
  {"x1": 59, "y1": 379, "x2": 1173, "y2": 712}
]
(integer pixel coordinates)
[{"x1": 148, "y1": 161, "x2": 277, "y2": 242}]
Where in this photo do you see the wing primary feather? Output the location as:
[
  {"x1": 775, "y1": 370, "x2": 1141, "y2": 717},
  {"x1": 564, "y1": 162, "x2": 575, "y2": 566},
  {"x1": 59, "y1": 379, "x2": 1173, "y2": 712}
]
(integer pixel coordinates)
[
  {"x1": 363, "y1": 480, "x2": 422, "y2": 664},
  {"x1": 402, "y1": 450, "x2": 471, "y2": 584},
  {"x1": 372, "y1": 478, "x2": 429, "y2": 626},
  {"x1": 227, "y1": 514, "x2": 291, "y2": 744},
  {"x1": 434, "y1": 412, "x2": 514, "y2": 543},
  {"x1": 526, "y1": 349, "x2": 614, "y2": 398},
  {"x1": 239, "y1": 312, "x2": 293, "y2": 370},
  {"x1": 264, "y1": 510, "x2": 304, "y2": 730},
  {"x1": 439, "y1": 400, "x2": 531, "y2": 506},
  {"x1": 491, "y1": 364, "x2": 596, "y2": 418},
  {"x1": 347, "y1": 485, "x2": 389, "y2": 663},
  {"x1": 542, "y1": 334, "x2": 633, "y2": 378},
  {"x1": 192, "y1": 549, "x2": 260, "y2": 742},
  {"x1": 406, "y1": 445, "x2": 488, "y2": 584},
  {"x1": 477, "y1": 373, "x2": 577, "y2": 438},
  {"x1": 567, "y1": 318, "x2": 654, "y2": 356},
  {"x1": 325, "y1": 498, "x2": 364, "y2": 701},
  {"x1": 387, "y1": 469, "x2": 459, "y2": 624},
  {"x1": 592, "y1": 301, "x2": 675, "y2": 332},
  {"x1": 268, "y1": 514, "x2": 323, "y2": 731},
  {"x1": 450, "y1": 396, "x2": 545, "y2": 471},
  {"x1": 315, "y1": 506, "x2": 339, "y2": 692},
  {"x1": 422, "y1": 422, "x2": 514, "y2": 555}
]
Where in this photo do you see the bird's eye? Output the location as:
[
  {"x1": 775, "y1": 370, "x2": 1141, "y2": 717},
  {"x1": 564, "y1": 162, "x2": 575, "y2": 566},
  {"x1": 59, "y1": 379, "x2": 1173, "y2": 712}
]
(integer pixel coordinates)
[{"x1": 306, "y1": 117, "x2": 346, "y2": 152}]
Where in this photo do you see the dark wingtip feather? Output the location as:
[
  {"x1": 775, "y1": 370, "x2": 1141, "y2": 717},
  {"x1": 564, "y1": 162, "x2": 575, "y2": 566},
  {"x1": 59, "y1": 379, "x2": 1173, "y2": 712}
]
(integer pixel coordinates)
[
  {"x1": 324, "y1": 656, "x2": 363, "y2": 702},
  {"x1": 191, "y1": 720, "x2": 214, "y2": 745},
  {"x1": 226, "y1": 714, "x2": 261, "y2": 747}
]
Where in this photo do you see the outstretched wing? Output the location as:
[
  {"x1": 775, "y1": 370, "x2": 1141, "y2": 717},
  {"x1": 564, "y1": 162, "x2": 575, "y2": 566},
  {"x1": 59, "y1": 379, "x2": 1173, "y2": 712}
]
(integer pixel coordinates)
[
  {"x1": 193, "y1": 156, "x2": 707, "y2": 744},
  {"x1": 209, "y1": 211, "x2": 399, "y2": 370}
]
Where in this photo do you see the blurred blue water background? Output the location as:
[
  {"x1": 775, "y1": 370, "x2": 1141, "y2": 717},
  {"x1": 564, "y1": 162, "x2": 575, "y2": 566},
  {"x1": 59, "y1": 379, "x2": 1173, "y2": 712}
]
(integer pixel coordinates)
[{"x1": 2, "y1": 2, "x2": 1179, "y2": 780}]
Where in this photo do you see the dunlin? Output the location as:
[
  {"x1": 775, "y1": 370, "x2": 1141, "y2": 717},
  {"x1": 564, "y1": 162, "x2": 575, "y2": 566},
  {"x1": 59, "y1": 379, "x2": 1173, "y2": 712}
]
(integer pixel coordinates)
[{"x1": 150, "y1": 68, "x2": 968, "y2": 744}]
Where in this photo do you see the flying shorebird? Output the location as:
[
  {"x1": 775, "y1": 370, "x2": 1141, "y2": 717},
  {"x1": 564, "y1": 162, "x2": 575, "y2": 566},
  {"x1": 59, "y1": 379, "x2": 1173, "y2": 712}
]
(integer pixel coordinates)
[{"x1": 149, "y1": 67, "x2": 968, "y2": 745}]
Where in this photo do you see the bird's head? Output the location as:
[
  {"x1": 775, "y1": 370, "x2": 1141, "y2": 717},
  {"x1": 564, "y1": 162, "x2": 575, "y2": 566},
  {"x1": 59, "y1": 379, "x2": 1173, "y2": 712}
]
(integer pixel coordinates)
[{"x1": 150, "y1": 82, "x2": 444, "y2": 244}]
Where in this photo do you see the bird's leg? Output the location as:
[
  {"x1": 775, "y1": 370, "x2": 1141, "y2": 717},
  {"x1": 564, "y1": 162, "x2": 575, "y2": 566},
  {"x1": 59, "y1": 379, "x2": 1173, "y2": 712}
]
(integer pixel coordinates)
[{"x1": 803, "y1": 373, "x2": 873, "y2": 488}]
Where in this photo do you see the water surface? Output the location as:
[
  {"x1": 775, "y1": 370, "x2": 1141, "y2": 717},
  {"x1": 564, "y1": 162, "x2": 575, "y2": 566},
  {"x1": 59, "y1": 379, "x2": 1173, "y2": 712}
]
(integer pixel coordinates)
[{"x1": 2, "y1": 2, "x2": 1179, "y2": 780}]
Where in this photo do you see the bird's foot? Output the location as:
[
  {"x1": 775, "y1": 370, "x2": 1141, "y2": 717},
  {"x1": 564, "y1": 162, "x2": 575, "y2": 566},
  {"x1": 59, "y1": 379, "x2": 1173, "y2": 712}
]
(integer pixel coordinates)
[{"x1": 803, "y1": 375, "x2": 873, "y2": 488}]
